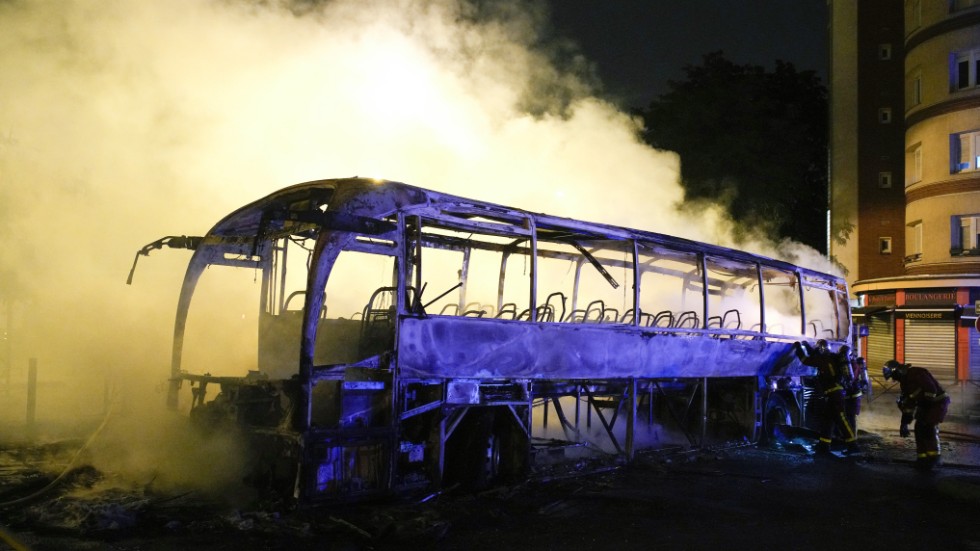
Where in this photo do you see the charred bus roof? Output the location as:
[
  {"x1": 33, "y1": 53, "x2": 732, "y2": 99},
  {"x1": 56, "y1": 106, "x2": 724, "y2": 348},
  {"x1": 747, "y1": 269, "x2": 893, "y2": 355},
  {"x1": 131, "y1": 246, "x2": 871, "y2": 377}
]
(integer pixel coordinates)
[{"x1": 193, "y1": 177, "x2": 842, "y2": 286}]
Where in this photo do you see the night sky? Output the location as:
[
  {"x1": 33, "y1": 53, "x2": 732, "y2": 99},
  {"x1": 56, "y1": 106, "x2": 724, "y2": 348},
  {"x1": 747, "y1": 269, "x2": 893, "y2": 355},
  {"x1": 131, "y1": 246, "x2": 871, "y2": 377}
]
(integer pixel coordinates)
[{"x1": 546, "y1": 0, "x2": 829, "y2": 108}]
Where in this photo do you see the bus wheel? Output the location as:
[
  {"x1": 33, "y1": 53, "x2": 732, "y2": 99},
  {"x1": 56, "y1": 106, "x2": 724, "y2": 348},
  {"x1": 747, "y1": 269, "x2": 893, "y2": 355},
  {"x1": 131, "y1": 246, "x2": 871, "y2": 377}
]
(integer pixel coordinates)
[
  {"x1": 463, "y1": 409, "x2": 501, "y2": 490},
  {"x1": 479, "y1": 422, "x2": 502, "y2": 486},
  {"x1": 446, "y1": 408, "x2": 525, "y2": 491}
]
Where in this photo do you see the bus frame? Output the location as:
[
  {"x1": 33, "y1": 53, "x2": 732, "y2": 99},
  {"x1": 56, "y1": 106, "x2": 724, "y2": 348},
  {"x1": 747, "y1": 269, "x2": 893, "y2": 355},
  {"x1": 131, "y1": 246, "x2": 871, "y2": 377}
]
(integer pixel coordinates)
[{"x1": 139, "y1": 178, "x2": 852, "y2": 504}]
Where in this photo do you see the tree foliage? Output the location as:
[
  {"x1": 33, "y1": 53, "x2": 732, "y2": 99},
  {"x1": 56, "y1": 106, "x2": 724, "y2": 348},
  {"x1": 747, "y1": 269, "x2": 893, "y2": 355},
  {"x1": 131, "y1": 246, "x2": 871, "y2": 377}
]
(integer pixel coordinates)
[{"x1": 638, "y1": 52, "x2": 828, "y2": 252}]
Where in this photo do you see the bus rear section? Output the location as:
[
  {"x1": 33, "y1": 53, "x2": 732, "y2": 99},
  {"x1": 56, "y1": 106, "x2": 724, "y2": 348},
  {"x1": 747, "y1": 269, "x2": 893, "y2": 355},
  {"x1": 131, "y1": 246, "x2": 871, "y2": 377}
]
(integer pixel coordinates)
[{"x1": 149, "y1": 178, "x2": 852, "y2": 504}]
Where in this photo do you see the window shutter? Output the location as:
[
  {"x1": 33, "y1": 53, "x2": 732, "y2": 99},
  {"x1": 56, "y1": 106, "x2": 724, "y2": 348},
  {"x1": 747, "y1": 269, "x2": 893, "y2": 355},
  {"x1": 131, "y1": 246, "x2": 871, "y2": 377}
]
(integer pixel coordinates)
[
  {"x1": 973, "y1": 132, "x2": 980, "y2": 170},
  {"x1": 962, "y1": 133, "x2": 973, "y2": 170},
  {"x1": 951, "y1": 215, "x2": 963, "y2": 255}
]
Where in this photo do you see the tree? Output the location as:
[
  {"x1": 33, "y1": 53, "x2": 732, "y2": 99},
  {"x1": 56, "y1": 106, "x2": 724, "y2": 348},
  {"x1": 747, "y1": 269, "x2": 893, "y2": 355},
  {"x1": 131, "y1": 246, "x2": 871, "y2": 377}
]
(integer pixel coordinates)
[{"x1": 638, "y1": 52, "x2": 828, "y2": 252}]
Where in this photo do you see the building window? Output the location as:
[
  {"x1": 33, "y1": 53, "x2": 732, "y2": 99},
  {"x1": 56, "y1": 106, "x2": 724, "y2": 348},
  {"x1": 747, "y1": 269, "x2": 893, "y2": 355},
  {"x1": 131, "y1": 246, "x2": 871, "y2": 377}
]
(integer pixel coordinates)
[
  {"x1": 907, "y1": 70, "x2": 922, "y2": 108},
  {"x1": 879, "y1": 44, "x2": 892, "y2": 60},
  {"x1": 878, "y1": 171, "x2": 893, "y2": 189},
  {"x1": 879, "y1": 108, "x2": 892, "y2": 124},
  {"x1": 879, "y1": 237, "x2": 893, "y2": 255},
  {"x1": 907, "y1": 144, "x2": 922, "y2": 185},
  {"x1": 951, "y1": 214, "x2": 980, "y2": 255},
  {"x1": 906, "y1": 221, "x2": 922, "y2": 262},
  {"x1": 951, "y1": 130, "x2": 980, "y2": 173},
  {"x1": 952, "y1": 49, "x2": 980, "y2": 90}
]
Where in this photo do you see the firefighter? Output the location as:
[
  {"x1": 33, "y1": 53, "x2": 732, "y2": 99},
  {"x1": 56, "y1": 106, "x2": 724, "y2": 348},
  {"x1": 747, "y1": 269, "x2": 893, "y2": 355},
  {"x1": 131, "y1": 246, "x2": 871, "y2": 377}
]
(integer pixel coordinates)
[
  {"x1": 837, "y1": 346, "x2": 865, "y2": 437},
  {"x1": 882, "y1": 360, "x2": 951, "y2": 470},
  {"x1": 794, "y1": 339, "x2": 860, "y2": 455}
]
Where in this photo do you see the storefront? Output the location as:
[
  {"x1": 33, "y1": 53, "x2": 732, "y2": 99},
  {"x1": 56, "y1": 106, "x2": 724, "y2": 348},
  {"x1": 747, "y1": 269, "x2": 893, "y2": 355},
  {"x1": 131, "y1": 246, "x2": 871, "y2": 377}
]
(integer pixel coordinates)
[
  {"x1": 900, "y1": 316, "x2": 956, "y2": 384},
  {"x1": 854, "y1": 288, "x2": 965, "y2": 386},
  {"x1": 852, "y1": 293, "x2": 895, "y2": 374},
  {"x1": 965, "y1": 308, "x2": 980, "y2": 383}
]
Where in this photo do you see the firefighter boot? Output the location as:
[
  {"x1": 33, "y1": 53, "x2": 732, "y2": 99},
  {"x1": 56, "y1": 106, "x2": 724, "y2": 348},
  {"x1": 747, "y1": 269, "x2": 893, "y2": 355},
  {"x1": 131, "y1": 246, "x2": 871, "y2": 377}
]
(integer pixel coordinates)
[
  {"x1": 915, "y1": 452, "x2": 940, "y2": 471},
  {"x1": 914, "y1": 454, "x2": 939, "y2": 471}
]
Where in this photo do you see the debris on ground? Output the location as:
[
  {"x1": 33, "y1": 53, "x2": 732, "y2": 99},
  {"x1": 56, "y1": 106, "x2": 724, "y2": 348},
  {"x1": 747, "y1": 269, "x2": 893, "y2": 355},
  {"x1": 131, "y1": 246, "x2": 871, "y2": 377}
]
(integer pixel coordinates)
[{"x1": 3, "y1": 413, "x2": 980, "y2": 550}]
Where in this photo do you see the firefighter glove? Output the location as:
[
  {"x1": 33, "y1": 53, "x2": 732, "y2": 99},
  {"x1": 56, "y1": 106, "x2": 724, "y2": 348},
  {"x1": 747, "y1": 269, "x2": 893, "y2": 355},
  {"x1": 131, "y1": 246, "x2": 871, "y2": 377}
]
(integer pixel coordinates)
[{"x1": 899, "y1": 423, "x2": 910, "y2": 438}]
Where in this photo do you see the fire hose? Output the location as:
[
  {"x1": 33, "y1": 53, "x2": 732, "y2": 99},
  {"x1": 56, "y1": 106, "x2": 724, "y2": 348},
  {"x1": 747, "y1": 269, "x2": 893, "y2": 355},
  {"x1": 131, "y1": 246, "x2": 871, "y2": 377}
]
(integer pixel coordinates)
[{"x1": 0, "y1": 391, "x2": 116, "y2": 510}]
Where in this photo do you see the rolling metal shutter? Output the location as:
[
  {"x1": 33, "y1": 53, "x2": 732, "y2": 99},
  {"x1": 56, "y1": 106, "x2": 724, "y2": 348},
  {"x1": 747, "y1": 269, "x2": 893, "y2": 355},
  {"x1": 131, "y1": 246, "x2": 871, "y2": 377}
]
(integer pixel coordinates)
[
  {"x1": 865, "y1": 315, "x2": 894, "y2": 374},
  {"x1": 970, "y1": 325, "x2": 980, "y2": 383},
  {"x1": 904, "y1": 318, "x2": 956, "y2": 384}
]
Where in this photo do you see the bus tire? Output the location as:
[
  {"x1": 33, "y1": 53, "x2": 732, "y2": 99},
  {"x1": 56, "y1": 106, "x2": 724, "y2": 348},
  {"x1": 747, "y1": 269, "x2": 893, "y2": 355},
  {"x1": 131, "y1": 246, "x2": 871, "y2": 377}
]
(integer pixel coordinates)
[{"x1": 446, "y1": 408, "x2": 527, "y2": 491}]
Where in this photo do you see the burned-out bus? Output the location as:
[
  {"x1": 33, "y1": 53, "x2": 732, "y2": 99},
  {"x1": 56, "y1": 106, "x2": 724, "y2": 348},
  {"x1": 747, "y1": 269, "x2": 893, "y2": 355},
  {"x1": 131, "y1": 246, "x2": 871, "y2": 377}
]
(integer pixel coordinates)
[{"x1": 133, "y1": 178, "x2": 851, "y2": 504}]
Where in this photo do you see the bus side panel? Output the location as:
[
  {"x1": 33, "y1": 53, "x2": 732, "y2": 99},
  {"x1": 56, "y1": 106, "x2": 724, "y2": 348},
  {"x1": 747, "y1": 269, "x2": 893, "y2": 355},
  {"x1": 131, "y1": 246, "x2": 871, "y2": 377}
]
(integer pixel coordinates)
[{"x1": 397, "y1": 317, "x2": 810, "y2": 379}]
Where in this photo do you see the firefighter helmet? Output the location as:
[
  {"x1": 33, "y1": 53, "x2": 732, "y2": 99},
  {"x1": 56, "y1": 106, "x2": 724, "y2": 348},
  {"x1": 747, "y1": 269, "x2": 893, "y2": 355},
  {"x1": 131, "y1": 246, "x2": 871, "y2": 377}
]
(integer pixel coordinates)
[
  {"x1": 815, "y1": 339, "x2": 829, "y2": 354},
  {"x1": 882, "y1": 360, "x2": 909, "y2": 381}
]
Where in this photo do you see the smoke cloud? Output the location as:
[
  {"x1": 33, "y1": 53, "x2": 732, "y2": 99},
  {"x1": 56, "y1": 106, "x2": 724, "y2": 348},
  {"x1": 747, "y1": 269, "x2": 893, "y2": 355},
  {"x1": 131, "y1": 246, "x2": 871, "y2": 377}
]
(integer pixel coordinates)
[{"x1": 0, "y1": 0, "x2": 830, "y2": 491}]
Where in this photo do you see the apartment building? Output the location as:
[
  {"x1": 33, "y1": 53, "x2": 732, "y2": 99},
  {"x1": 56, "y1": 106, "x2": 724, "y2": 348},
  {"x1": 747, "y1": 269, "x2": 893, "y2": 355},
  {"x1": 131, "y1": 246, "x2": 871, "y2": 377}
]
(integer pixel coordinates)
[{"x1": 831, "y1": 0, "x2": 980, "y2": 385}]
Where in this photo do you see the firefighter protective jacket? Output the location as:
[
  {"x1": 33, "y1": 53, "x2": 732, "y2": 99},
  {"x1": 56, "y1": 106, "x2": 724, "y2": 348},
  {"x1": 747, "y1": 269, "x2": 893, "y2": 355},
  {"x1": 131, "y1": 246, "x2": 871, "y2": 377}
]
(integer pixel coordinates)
[
  {"x1": 897, "y1": 366, "x2": 949, "y2": 423},
  {"x1": 795, "y1": 343, "x2": 845, "y2": 395}
]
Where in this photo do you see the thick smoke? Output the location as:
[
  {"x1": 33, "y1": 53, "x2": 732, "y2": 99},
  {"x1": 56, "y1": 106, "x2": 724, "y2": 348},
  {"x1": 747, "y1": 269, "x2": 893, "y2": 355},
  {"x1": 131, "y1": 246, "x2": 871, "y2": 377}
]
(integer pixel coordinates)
[{"x1": 0, "y1": 0, "x2": 829, "y2": 492}]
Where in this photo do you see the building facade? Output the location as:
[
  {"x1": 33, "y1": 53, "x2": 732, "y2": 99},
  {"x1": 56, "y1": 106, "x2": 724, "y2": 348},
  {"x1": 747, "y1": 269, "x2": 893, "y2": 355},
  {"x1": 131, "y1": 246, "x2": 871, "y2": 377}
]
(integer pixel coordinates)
[{"x1": 831, "y1": 0, "x2": 980, "y2": 386}]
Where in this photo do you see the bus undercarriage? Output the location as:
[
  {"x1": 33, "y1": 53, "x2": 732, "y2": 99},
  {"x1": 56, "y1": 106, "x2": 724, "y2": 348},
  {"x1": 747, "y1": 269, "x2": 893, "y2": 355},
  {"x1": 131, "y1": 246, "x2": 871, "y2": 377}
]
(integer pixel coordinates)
[{"x1": 181, "y1": 369, "x2": 807, "y2": 502}]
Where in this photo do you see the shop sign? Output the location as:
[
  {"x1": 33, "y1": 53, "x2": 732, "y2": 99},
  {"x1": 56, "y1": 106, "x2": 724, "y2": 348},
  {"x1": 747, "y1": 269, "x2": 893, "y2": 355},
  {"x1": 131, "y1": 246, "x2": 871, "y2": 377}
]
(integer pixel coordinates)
[
  {"x1": 895, "y1": 309, "x2": 957, "y2": 320},
  {"x1": 904, "y1": 289, "x2": 956, "y2": 306},
  {"x1": 865, "y1": 292, "x2": 896, "y2": 306}
]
